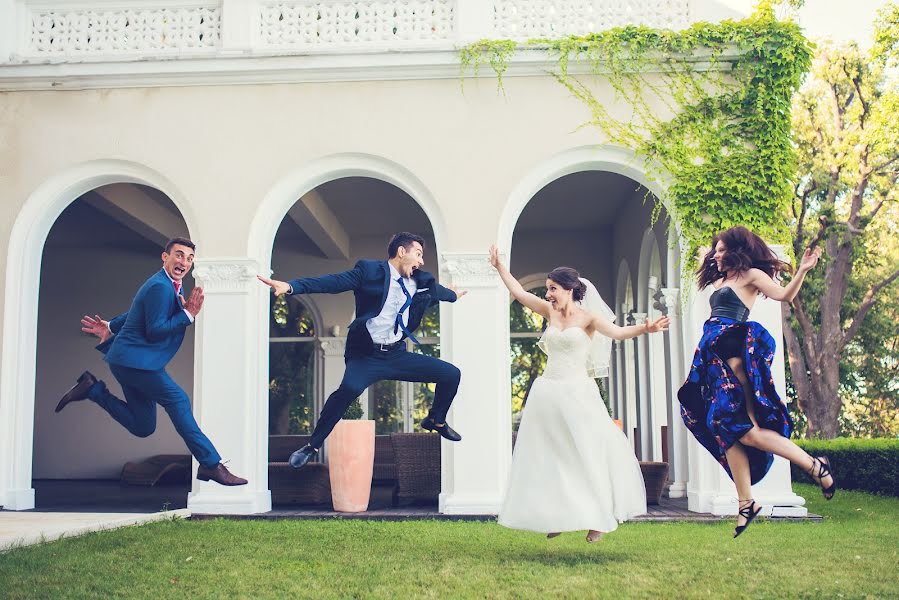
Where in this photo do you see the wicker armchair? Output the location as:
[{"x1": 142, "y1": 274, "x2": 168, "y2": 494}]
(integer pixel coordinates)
[
  {"x1": 120, "y1": 454, "x2": 191, "y2": 486},
  {"x1": 268, "y1": 435, "x2": 331, "y2": 505},
  {"x1": 639, "y1": 461, "x2": 669, "y2": 505},
  {"x1": 373, "y1": 435, "x2": 397, "y2": 483},
  {"x1": 390, "y1": 433, "x2": 441, "y2": 504}
]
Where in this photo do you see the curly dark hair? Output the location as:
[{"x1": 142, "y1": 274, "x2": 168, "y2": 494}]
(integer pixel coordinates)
[
  {"x1": 547, "y1": 267, "x2": 587, "y2": 302},
  {"x1": 696, "y1": 226, "x2": 791, "y2": 289}
]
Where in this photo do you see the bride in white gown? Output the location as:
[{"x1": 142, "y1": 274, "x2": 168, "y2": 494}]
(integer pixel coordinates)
[{"x1": 489, "y1": 246, "x2": 669, "y2": 542}]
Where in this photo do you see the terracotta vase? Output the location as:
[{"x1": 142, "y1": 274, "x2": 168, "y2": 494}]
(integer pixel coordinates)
[
  {"x1": 327, "y1": 419, "x2": 375, "y2": 512},
  {"x1": 613, "y1": 419, "x2": 623, "y2": 431}
]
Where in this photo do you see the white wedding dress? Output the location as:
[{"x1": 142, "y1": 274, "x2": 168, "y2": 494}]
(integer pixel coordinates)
[{"x1": 498, "y1": 325, "x2": 647, "y2": 534}]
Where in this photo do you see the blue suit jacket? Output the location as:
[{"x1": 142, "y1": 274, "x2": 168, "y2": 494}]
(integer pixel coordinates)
[
  {"x1": 97, "y1": 269, "x2": 193, "y2": 371},
  {"x1": 287, "y1": 260, "x2": 456, "y2": 358}
]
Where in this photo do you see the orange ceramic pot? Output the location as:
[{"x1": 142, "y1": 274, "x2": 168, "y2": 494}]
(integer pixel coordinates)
[
  {"x1": 327, "y1": 419, "x2": 375, "y2": 512},
  {"x1": 613, "y1": 419, "x2": 624, "y2": 431}
]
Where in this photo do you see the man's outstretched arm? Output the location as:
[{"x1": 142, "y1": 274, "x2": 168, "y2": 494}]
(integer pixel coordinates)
[{"x1": 258, "y1": 262, "x2": 365, "y2": 297}]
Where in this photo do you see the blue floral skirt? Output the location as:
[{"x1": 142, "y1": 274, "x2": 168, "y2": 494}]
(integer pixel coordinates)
[{"x1": 677, "y1": 317, "x2": 793, "y2": 484}]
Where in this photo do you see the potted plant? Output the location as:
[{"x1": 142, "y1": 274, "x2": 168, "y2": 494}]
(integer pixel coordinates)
[{"x1": 327, "y1": 397, "x2": 375, "y2": 512}]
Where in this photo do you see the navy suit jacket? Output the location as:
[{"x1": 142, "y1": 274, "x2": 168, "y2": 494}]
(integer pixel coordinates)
[
  {"x1": 287, "y1": 259, "x2": 456, "y2": 359},
  {"x1": 96, "y1": 269, "x2": 193, "y2": 371}
]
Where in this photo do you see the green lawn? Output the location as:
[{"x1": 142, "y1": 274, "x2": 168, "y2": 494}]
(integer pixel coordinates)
[{"x1": 1, "y1": 484, "x2": 897, "y2": 599}]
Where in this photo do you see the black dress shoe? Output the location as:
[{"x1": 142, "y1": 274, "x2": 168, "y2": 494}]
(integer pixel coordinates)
[
  {"x1": 421, "y1": 416, "x2": 462, "y2": 442},
  {"x1": 55, "y1": 371, "x2": 97, "y2": 413},
  {"x1": 289, "y1": 444, "x2": 319, "y2": 469}
]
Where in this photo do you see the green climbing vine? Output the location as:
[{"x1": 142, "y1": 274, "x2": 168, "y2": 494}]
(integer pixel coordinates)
[{"x1": 460, "y1": 3, "x2": 812, "y2": 269}]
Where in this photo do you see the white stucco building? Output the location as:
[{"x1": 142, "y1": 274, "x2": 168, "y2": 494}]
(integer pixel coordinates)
[{"x1": 0, "y1": 0, "x2": 807, "y2": 517}]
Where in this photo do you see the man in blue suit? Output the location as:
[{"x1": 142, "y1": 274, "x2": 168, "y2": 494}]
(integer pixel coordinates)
[
  {"x1": 56, "y1": 237, "x2": 247, "y2": 486},
  {"x1": 258, "y1": 232, "x2": 466, "y2": 470}
]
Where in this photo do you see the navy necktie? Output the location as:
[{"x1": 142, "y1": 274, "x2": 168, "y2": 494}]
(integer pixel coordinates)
[{"x1": 394, "y1": 278, "x2": 420, "y2": 345}]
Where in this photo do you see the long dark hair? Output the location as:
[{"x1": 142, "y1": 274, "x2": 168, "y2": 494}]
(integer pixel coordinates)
[
  {"x1": 547, "y1": 267, "x2": 587, "y2": 302},
  {"x1": 696, "y1": 226, "x2": 791, "y2": 289}
]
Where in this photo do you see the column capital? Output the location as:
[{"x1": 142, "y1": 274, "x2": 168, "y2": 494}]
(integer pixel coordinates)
[
  {"x1": 631, "y1": 312, "x2": 648, "y2": 324},
  {"x1": 440, "y1": 252, "x2": 499, "y2": 288},
  {"x1": 661, "y1": 287, "x2": 680, "y2": 310},
  {"x1": 192, "y1": 258, "x2": 259, "y2": 294},
  {"x1": 317, "y1": 337, "x2": 347, "y2": 357}
]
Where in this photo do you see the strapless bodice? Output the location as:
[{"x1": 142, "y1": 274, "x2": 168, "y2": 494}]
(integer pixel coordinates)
[
  {"x1": 541, "y1": 326, "x2": 592, "y2": 379},
  {"x1": 710, "y1": 286, "x2": 750, "y2": 322}
]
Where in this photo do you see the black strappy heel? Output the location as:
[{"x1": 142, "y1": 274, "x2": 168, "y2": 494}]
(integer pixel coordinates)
[
  {"x1": 808, "y1": 456, "x2": 837, "y2": 500},
  {"x1": 733, "y1": 499, "x2": 762, "y2": 539}
]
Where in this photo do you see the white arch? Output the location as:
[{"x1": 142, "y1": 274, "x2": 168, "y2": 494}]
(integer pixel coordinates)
[
  {"x1": 518, "y1": 272, "x2": 549, "y2": 293},
  {"x1": 0, "y1": 159, "x2": 196, "y2": 510},
  {"x1": 245, "y1": 153, "x2": 449, "y2": 465},
  {"x1": 497, "y1": 144, "x2": 673, "y2": 254},
  {"x1": 248, "y1": 152, "x2": 448, "y2": 266}
]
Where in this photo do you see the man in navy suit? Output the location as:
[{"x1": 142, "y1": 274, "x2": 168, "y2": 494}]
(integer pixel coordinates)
[
  {"x1": 258, "y1": 232, "x2": 466, "y2": 470},
  {"x1": 56, "y1": 237, "x2": 247, "y2": 486}
]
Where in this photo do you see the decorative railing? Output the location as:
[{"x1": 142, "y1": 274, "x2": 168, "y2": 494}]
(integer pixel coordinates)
[
  {"x1": 258, "y1": 1, "x2": 455, "y2": 49},
  {"x1": 493, "y1": 0, "x2": 691, "y2": 39},
  {"x1": 6, "y1": 0, "x2": 694, "y2": 62},
  {"x1": 26, "y1": 4, "x2": 222, "y2": 56}
]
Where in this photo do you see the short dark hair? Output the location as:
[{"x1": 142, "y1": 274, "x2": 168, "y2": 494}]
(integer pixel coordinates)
[
  {"x1": 165, "y1": 237, "x2": 195, "y2": 254},
  {"x1": 387, "y1": 232, "x2": 425, "y2": 258},
  {"x1": 547, "y1": 266, "x2": 587, "y2": 302}
]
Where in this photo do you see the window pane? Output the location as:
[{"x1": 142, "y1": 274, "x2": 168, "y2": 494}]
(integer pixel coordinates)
[
  {"x1": 510, "y1": 338, "x2": 547, "y2": 430},
  {"x1": 270, "y1": 294, "x2": 316, "y2": 338},
  {"x1": 416, "y1": 305, "x2": 440, "y2": 338},
  {"x1": 510, "y1": 286, "x2": 547, "y2": 333},
  {"x1": 412, "y1": 343, "x2": 439, "y2": 424},
  {"x1": 268, "y1": 342, "x2": 315, "y2": 434},
  {"x1": 369, "y1": 380, "x2": 404, "y2": 434}
]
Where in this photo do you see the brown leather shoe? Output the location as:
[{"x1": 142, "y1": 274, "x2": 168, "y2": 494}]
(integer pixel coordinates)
[
  {"x1": 55, "y1": 371, "x2": 97, "y2": 413},
  {"x1": 197, "y1": 463, "x2": 248, "y2": 486}
]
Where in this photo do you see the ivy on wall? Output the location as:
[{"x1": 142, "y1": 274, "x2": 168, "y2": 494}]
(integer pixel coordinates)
[{"x1": 460, "y1": 3, "x2": 812, "y2": 266}]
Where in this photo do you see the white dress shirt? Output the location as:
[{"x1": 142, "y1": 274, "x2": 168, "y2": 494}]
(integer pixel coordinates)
[{"x1": 367, "y1": 262, "x2": 416, "y2": 344}]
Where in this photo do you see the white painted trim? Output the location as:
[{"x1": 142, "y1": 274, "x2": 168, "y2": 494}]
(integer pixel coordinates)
[
  {"x1": 0, "y1": 159, "x2": 197, "y2": 510},
  {"x1": 0, "y1": 47, "x2": 742, "y2": 91}
]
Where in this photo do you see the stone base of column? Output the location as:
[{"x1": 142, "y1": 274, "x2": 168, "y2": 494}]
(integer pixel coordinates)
[
  {"x1": 1, "y1": 487, "x2": 35, "y2": 510},
  {"x1": 665, "y1": 481, "x2": 687, "y2": 499},
  {"x1": 187, "y1": 487, "x2": 272, "y2": 515},
  {"x1": 439, "y1": 492, "x2": 502, "y2": 515}
]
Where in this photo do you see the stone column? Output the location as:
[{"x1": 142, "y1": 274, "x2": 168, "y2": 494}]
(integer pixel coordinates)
[
  {"x1": 438, "y1": 252, "x2": 511, "y2": 514},
  {"x1": 661, "y1": 287, "x2": 689, "y2": 498},
  {"x1": 0, "y1": 0, "x2": 16, "y2": 63},
  {"x1": 187, "y1": 258, "x2": 271, "y2": 515},
  {"x1": 221, "y1": 0, "x2": 256, "y2": 54},
  {"x1": 455, "y1": 0, "x2": 494, "y2": 43},
  {"x1": 631, "y1": 311, "x2": 649, "y2": 460}
]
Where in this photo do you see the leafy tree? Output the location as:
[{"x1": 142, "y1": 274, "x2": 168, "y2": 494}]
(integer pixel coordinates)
[{"x1": 784, "y1": 3, "x2": 899, "y2": 437}]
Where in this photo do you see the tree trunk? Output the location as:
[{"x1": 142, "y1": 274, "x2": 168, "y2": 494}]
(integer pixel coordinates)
[
  {"x1": 803, "y1": 350, "x2": 843, "y2": 438},
  {"x1": 781, "y1": 300, "x2": 844, "y2": 438}
]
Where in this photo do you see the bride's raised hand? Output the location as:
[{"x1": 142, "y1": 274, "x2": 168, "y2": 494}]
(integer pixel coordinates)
[
  {"x1": 489, "y1": 244, "x2": 502, "y2": 270},
  {"x1": 645, "y1": 315, "x2": 670, "y2": 334}
]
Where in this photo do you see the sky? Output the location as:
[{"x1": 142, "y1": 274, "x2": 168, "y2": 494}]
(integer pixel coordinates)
[{"x1": 795, "y1": 0, "x2": 892, "y2": 47}]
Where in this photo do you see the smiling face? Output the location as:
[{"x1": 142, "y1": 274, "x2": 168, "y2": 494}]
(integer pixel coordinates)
[
  {"x1": 162, "y1": 243, "x2": 194, "y2": 282},
  {"x1": 713, "y1": 240, "x2": 727, "y2": 272},
  {"x1": 394, "y1": 241, "x2": 424, "y2": 278},
  {"x1": 544, "y1": 278, "x2": 573, "y2": 311}
]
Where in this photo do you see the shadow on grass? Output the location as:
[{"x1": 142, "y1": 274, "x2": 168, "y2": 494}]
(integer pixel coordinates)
[{"x1": 500, "y1": 546, "x2": 631, "y2": 568}]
